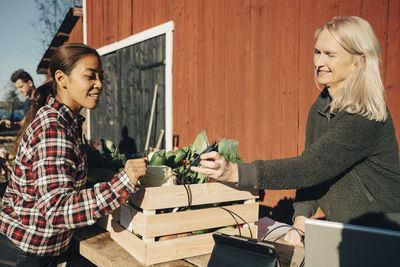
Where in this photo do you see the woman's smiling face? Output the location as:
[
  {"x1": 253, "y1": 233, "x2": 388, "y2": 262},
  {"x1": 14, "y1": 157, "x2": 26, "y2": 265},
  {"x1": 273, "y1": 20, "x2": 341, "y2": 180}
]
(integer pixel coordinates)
[
  {"x1": 56, "y1": 54, "x2": 103, "y2": 114},
  {"x1": 314, "y1": 28, "x2": 355, "y2": 96}
]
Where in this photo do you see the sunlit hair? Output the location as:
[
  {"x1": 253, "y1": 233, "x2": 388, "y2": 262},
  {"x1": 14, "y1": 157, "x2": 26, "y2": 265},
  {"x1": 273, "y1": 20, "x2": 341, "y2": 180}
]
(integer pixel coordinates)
[
  {"x1": 10, "y1": 69, "x2": 34, "y2": 85},
  {"x1": 314, "y1": 16, "x2": 387, "y2": 121},
  {"x1": 13, "y1": 43, "x2": 101, "y2": 156}
]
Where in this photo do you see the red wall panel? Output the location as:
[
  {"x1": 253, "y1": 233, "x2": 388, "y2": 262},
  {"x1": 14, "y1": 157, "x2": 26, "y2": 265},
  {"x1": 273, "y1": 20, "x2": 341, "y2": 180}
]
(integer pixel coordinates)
[
  {"x1": 67, "y1": 17, "x2": 83, "y2": 43},
  {"x1": 85, "y1": 0, "x2": 400, "y2": 213}
]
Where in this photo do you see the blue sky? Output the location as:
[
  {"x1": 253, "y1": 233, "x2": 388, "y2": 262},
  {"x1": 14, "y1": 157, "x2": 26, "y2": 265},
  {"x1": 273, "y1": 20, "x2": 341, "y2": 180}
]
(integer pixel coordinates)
[{"x1": 0, "y1": 0, "x2": 46, "y2": 100}]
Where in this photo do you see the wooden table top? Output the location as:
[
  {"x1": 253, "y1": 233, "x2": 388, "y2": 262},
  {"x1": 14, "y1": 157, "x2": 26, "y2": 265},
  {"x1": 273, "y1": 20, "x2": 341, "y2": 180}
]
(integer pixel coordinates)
[
  {"x1": 73, "y1": 224, "x2": 303, "y2": 267},
  {"x1": 73, "y1": 224, "x2": 208, "y2": 267}
]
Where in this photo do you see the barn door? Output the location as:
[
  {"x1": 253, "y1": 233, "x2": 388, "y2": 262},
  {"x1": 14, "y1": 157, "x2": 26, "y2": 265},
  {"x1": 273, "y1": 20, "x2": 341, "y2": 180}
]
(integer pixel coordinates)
[{"x1": 90, "y1": 35, "x2": 166, "y2": 153}]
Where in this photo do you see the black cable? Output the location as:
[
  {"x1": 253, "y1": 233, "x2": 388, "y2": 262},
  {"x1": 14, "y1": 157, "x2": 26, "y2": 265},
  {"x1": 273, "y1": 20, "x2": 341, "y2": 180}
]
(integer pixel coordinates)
[
  {"x1": 300, "y1": 257, "x2": 305, "y2": 267},
  {"x1": 262, "y1": 224, "x2": 304, "y2": 242},
  {"x1": 181, "y1": 178, "x2": 252, "y2": 238},
  {"x1": 181, "y1": 179, "x2": 250, "y2": 239},
  {"x1": 218, "y1": 206, "x2": 254, "y2": 239},
  {"x1": 181, "y1": 142, "x2": 218, "y2": 209},
  {"x1": 218, "y1": 206, "x2": 242, "y2": 237},
  {"x1": 182, "y1": 178, "x2": 192, "y2": 209},
  {"x1": 180, "y1": 143, "x2": 252, "y2": 239},
  {"x1": 271, "y1": 233, "x2": 287, "y2": 243},
  {"x1": 262, "y1": 224, "x2": 305, "y2": 267}
]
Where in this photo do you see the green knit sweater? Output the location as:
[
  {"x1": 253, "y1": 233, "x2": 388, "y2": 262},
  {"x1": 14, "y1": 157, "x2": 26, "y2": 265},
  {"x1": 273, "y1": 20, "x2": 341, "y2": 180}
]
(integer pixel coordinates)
[{"x1": 238, "y1": 88, "x2": 400, "y2": 223}]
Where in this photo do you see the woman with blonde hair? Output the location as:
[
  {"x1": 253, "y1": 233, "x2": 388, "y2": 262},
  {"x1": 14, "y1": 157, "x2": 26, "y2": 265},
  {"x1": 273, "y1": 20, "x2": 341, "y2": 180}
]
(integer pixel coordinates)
[{"x1": 192, "y1": 16, "x2": 400, "y2": 246}]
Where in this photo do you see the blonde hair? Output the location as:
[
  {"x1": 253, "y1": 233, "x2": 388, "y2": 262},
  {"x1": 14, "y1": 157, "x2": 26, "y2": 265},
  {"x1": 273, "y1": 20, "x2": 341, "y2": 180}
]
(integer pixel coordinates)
[{"x1": 315, "y1": 16, "x2": 387, "y2": 121}]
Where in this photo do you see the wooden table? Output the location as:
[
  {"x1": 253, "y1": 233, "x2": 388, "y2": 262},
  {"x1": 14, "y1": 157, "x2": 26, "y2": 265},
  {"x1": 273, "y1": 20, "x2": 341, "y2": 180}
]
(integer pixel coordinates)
[
  {"x1": 72, "y1": 224, "x2": 302, "y2": 267},
  {"x1": 72, "y1": 225, "x2": 209, "y2": 266}
]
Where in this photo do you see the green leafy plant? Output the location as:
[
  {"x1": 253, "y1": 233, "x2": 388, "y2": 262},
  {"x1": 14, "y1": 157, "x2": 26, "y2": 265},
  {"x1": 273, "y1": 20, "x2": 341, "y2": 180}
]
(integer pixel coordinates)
[{"x1": 149, "y1": 130, "x2": 242, "y2": 185}]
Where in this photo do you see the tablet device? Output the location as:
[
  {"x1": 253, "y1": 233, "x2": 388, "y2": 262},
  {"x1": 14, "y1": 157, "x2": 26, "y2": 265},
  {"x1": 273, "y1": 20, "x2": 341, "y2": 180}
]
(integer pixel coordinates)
[{"x1": 305, "y1": 218, "x2": 400, "y2": 267}]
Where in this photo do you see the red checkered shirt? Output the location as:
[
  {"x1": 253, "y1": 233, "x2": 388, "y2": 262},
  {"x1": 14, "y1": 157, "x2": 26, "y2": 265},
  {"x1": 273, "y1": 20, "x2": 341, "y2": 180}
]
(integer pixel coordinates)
[{"x1": 0, "y1": 96, "x2": 136, "y2": 256}]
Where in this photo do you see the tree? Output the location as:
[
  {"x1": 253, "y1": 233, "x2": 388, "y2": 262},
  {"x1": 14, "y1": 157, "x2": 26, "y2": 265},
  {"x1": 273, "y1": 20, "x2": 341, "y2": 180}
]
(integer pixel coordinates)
[
  {"x1": 34, "y1": 0, "x2": 82, "y2": 52},
  {"x1": 3, "y1": 82, "x2": 22, "y2": 121}
]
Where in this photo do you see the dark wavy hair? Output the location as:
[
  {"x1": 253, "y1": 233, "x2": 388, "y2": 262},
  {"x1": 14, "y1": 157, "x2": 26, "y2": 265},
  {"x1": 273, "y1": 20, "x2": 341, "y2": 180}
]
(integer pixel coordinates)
[
  {"x1": 10, "y1": 69, "x2": 33, "y2": 84},
  {"x1": 13, "y1": 43, "x2": 101, "y2": 156}
]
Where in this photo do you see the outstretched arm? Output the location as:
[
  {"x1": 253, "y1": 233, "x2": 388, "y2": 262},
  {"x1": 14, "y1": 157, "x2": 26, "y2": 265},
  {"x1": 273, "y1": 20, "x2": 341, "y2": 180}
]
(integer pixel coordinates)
[{"x1": 190, "y1": 151, "x2": 239, "y2": 183}]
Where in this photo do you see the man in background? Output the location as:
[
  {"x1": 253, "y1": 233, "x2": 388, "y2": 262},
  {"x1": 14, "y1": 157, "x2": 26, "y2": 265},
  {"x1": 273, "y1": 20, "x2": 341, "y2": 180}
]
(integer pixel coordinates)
[{"x1": 0, "y1": 69, "x2": 36, "y2": 129}]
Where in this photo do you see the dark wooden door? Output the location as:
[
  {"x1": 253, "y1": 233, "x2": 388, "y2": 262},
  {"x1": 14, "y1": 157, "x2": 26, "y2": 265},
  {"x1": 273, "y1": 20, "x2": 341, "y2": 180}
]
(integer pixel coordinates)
[{"x1": 90, "y1": 35, "x2": 166, "y2": 153}]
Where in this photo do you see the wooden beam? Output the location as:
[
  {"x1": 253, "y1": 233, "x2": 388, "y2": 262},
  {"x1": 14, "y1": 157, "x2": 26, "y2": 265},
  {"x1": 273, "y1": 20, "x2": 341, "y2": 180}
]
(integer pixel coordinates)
[
  {"x1": 57, "y1": 32, "x2": 69, "y2": 38},
  {"x1": 37, "y1": 67, "x2": 49, "y2": 75},
  {"x1": 72, "y1": 7, "x2": 83, "y2": 17}
]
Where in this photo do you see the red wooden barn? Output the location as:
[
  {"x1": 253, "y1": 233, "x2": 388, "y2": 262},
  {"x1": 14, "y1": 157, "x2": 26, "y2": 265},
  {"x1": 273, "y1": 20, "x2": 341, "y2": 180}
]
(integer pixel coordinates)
[{"x1": 37, "y1": 0, "x2": 400, "y2": 221}]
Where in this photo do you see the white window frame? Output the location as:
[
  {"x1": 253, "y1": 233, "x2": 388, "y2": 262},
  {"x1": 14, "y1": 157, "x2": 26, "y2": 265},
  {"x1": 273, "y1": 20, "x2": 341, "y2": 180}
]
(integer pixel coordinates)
[{"x1": 83, "y1": 12, "x2": 174, "y2": 151}]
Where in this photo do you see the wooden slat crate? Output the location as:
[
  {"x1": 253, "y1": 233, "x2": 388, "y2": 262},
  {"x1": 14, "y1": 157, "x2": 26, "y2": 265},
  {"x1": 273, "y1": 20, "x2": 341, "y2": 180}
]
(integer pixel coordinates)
[{"x1": 97, "y1": 182, "x2": 259, "y2": 265}]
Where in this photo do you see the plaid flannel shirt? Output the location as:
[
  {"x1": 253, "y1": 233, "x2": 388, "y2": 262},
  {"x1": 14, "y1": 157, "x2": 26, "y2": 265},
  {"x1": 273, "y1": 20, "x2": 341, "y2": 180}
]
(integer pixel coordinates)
[{"x1": 0, "y1": 96, "x2": 136, "y2": 256}]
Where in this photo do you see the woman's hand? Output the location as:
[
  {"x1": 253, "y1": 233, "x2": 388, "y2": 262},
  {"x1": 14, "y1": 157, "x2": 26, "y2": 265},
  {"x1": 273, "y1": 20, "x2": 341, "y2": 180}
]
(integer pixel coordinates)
[
  {"x1": 0, "y1": 157, "x2": 11, "y2": 178},
  {"x1": 284, "y1": 216, "x2": 306, "y2": 247},
  {"x1": 124, "y1": 158, "x2": 147, "y2": 186},
  {"x1": 0, "y1": 119, "x2": 12, "y2": 128},
  {"x1": 190, "y1": 151, "x2": 239, "y2": 183}
]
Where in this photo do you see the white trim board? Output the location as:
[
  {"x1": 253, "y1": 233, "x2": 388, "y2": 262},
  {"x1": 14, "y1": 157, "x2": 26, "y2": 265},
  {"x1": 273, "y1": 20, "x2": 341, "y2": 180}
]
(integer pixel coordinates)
[
  {"x1": 87, "y1": 21, "x2": 175, "y2": 152},
  {"x1": 82, "y1": 0, "x2": 88, "y2": 45},
  {"x1": 96, "y1": 21, "x2": 174, "y2": 56}
]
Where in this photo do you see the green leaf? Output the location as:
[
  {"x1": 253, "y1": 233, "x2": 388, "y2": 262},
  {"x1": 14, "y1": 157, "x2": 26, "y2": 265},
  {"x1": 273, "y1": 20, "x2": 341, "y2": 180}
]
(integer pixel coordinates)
[
  {"x1": 218, "y1": 138, "x2": 242, "y2": 163},
  {"x1": 190, "y1": 130, "x2": 209, "y2": 155},
  {"x1": 149, "y1": 150, "x2": 166, "y2": 166}
]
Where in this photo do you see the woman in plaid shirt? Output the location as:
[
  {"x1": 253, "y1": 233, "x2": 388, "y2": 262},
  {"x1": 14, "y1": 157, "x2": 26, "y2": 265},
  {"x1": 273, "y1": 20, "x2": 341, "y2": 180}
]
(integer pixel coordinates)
[{"x1": 0, "y1": 43, "x2": 147, "y2": 266}]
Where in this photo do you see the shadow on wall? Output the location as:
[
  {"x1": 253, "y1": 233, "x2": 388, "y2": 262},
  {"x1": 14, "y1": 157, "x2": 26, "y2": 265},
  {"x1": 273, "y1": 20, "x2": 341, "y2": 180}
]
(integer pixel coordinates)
[
  {"x1": 259, "y1": 192, "x2": 295, "y2": 225},
  {"x1": 118, "y1": 126, "x2": 138, "y2": 155}
]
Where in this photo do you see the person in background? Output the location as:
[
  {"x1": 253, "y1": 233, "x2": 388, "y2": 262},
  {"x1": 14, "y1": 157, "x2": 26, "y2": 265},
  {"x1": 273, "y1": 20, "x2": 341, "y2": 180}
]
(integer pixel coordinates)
[
  {"x1": 0, "y1": 69, "x2": 36, "y2": 129},
  {"x1": 192, "y1": 16, "x2": 400, "y2": 246},
  {"x1": 0, "y1": 43, "x2": 147, "y2": 266}
]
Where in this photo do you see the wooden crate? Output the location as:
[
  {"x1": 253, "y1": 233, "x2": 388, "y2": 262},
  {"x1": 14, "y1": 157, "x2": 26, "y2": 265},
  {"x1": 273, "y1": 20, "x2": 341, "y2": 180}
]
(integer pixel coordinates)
[{"x1": 97, "y1": 182, "x2": 259, "y2": 265}]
